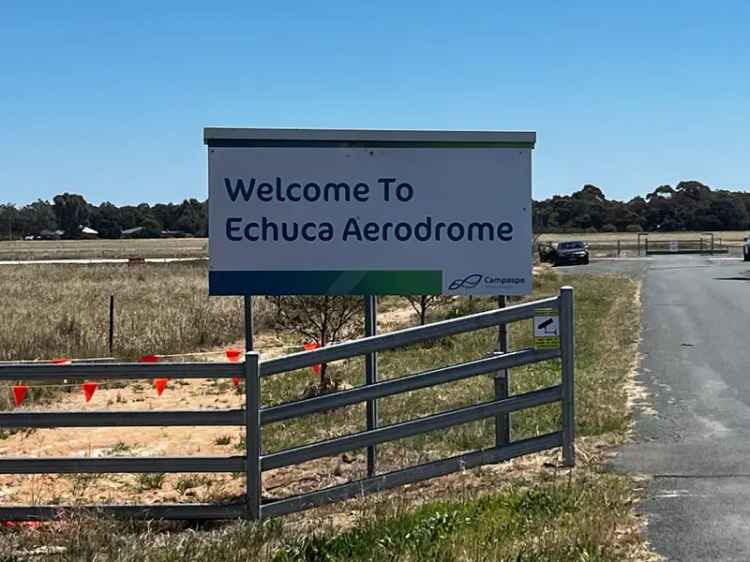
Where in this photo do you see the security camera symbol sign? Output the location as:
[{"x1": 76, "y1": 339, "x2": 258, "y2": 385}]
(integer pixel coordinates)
[{"x1": 534, "y1": 308, "x2": 560, "y2": 349}]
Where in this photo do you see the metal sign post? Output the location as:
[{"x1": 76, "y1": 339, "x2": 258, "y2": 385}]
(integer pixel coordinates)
[
  {"x1": 364, "y1": 295, "x2": 378, "y2": 477},
  {"x1": 495, "y1": 295, "x2": 510, "y2": 446},
  {"x1": 244, "y1": 296, "x2": 254, "y2": 352}
]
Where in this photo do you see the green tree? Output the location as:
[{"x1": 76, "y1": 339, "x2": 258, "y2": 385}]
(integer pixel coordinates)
[
  {"x1": 0, "y1": 204, "x2": 20, "y2": 239},
  {"x1": 271, "y1": 296, "x2": 363, "y2": 392},
  {"x1": 142, "y1": 218, "x2": 163, "y2": 238},
  {"x1": 20, "y1": 200, "x2": 56, "y2": 235},
  {"x1": 52, "y1": 193, "x2": 90, "y2": 239}
]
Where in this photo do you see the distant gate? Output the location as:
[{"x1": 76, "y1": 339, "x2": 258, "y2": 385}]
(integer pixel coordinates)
[
  {"x1": 0, "y1": 288, "x2": 575, "y2": 521},
  {"x1": 639, "y1": 232, "x2": 728, "y2": 256}
]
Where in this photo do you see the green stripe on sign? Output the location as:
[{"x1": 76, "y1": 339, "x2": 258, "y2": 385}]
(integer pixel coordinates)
[{"x1": 209, "y1": 270, "x2": 443, "y2": 296}]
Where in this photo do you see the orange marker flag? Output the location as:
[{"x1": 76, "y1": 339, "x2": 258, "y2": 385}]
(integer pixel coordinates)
[
  {"x1": 153, "y1": 378, "x2": 168, "y2": 396},
  {"x1": 12, "y1": 385, "x2": 28, "y2": 407},
  {"x1": 82, "y1": 382, "x2": 98, "y2": 403},
  {"x1": 139, "y1": 354, "x2": 160, "y2": 363},
  {"x1": 50, "y1": 358, "x2": 71, "y2": 366},
  {"x1": 2, "y1": 520, "x2": 42, "y2": 529},
  {"x1": 226, "y1": 349, "x2": 243, "y2": 387},
  {"x1": 303, "y1": 342, "x2": 322, "y2": 375}
]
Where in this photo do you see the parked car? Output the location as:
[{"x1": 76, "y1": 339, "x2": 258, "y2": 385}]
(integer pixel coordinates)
[{"x1": 552, "y1": 241, "x2": 590, "y2": 266}]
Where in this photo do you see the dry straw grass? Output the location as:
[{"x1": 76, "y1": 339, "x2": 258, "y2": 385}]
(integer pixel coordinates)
[
  {"x1": 0, "y1": 262, "x2": 274, "y2": 363},
  {"x1": 0, "y1": 238, "x2": 207, "y2": 261}
]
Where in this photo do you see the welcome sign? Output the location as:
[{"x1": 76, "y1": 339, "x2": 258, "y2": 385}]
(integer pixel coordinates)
[{"x1": 205, "y1": 128, "x2": 535, "y2": 296}]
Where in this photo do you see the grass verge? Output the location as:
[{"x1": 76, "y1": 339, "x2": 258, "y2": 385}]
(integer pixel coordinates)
[{"x1": 0, "y1": 473, "x2": 645, "y2": 562}]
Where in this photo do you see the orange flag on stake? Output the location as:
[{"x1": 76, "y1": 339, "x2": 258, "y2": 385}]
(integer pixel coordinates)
[
  {"x1": 153, "y1": 378, "x2": 168, "y2": 396},
  {"x1": 2, "y1": 520, "x2": 42, "y2": 529},
  {"x1": 12, "y1": 385, "x2": 28, "y2": 407},
  {"x1": 303, "y1": 342, "x2": 322, "y2": 375},
  {"x1": 82, "y1": 382, "x2": 97, "y2": 403},
  {"x1": 226, "y1": 349, "x2": 243, "y2": 387}
]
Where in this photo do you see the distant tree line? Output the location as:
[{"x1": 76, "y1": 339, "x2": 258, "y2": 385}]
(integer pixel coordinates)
[
  {"x1": 2, "y1": 179, "x2": 750, "y2": 240},
  {"x1": 0, "y1": 193, "x2": 207, "y2": 239},
  {"x1": 535, "y1": 181, "x2": 750, "y2": 233}
]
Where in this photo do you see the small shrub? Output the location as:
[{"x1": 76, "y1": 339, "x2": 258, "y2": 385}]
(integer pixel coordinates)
[
  {"x1": 107, "y1": 442, "x2": 132, "y2": 455},
  {"x1": 135, "y1": 473, "x2": 165, "y2": 491},
  {"x1": 175, "y1": 475, "x2": 210, "y2": 494}
]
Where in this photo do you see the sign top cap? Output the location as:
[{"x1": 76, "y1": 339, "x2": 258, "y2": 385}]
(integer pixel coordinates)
[{"x1": 204, "y1": 128, "x2": 535, "y2": 147}]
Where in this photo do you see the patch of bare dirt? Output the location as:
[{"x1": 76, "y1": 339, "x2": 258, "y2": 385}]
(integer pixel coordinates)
[{"x1": 0, "y1": 300, "x2": 427, "y2": 507}]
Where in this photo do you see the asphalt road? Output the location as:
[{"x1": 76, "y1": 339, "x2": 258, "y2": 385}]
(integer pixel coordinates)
[{"x1": 574, "y1": 255, "x2": 750, "y2": 561}]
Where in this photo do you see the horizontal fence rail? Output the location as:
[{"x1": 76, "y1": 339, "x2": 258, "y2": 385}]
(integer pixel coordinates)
[
  {"x1": 0, "y1": 503, "x2": 248, "y2": 522},
  {"x1": 261, "y1": 386, "x2": 562, "y2": 471},
  {"x1": 261, "y1": 296, "x2": 559, "y2": 376},
  {"x1": 0, "y1": 409, "x2": 244, "y2": 428},
  {"x1": 262, "y1": 432, "x2": 563, "y2": 519},
  {"x1": 0, "y1": 288, "x2": 575, "y2": 521},
  {"x1": 0, "y1": 457, "x2": 245, "y2": 475},
  {"x1": 261, "y1": 347, "x2": 561, "y2": 425},
  {"x1": 0, "y1": 361, "x2": 243, "y2": 381}
]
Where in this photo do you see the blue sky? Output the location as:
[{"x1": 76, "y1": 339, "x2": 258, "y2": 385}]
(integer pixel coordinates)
[{"x1": 1, "y1": 1, "x2": 749, "y2": 206}]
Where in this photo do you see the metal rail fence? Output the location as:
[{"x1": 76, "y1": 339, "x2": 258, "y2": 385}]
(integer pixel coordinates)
[{"x1": 0, "y1": 287, "x2": 575, "y2": 521}]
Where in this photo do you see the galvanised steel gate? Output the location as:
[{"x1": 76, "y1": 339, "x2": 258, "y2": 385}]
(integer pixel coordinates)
[{"x1": 0, "y1": 287, "x2": 574, "y2": 521}]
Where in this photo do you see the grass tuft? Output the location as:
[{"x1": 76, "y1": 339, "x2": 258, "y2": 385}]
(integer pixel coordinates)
[{"x1": 135, "y1": 473, "x2": 166, "y2": 491}]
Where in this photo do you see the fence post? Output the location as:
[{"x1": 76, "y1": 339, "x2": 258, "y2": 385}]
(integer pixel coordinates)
[
  {"x1": 559, "y1": 286, "x2": 575, "y2": 467},
  {"x1": 617, "y1": 239, "x2": 621, "y2": 257},
  {"x1": 494, "y1": 295, "x2": 510, "y2": 446},
  {"x1": 245, "y1": 351, "x2": 261, "y2": 520},
  {"x1": 108, "y1": 295, "x2": 115, "y2": 355}
]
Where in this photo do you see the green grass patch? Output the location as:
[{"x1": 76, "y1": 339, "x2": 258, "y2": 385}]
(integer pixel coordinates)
[
  {"x1": 274, "y1": 473, "x2": 639, "y2": 562},
  {"x1": 0, "y1": 473, "x2": 642, "y2": 562}
]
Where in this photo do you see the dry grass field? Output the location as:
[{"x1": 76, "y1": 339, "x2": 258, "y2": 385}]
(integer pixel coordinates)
[
  {"x1": 0, "y1": 238, "x2": 208, "y2": 261},
  {"x1": 0, "y1": 262, "x2": 260, "y2": 365},
  {"x1": 0, "y1": 266, "x2": 650, "y2": 561}
]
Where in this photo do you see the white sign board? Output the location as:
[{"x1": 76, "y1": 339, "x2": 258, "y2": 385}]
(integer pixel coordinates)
[
  {"x1": 205, "y1": 128, "x2": 535, "y2": 296},
  {"x1": 534, "y1": 307, "x2": 560, "y2": 349}
]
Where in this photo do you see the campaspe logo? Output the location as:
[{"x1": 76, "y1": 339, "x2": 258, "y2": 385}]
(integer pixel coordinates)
[
  {"x1": 448, "y1": 273, "x2": 527, "y2": 291},
  {"x1": 448, "y1": 273, "x2": 483, "y2": 290}
]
